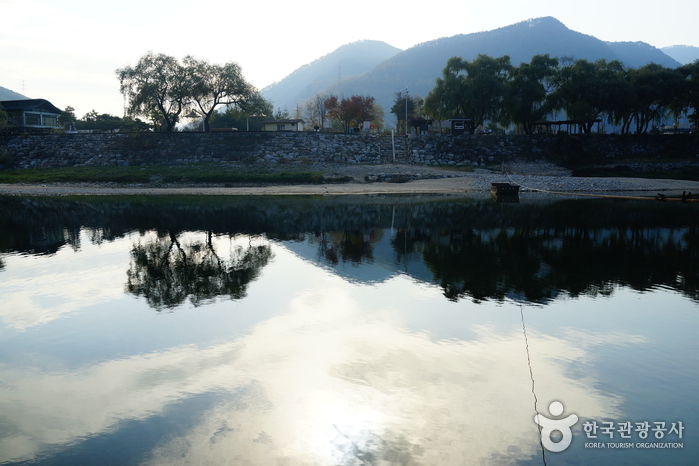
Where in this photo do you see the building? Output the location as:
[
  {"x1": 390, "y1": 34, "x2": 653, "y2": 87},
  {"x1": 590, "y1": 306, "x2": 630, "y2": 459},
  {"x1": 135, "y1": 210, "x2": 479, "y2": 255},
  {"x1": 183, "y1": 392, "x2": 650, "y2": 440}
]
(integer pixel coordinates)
[
  {"x1": 435, "y1": 118, "x2": 472, "y2": 135},
  {"x1": 262, "y1": 119, "x2": 305, "y2": 132},
  {"x1": 0, "y1": 99, "x2": 63, "y2": 128}
]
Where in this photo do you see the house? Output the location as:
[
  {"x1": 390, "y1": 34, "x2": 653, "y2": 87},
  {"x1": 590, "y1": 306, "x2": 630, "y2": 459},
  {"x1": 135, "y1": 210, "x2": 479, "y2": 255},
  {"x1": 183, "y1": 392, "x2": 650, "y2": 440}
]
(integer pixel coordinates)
[
  {"x1": 262, "y1": 119, "x2": 305, "y2": 132},
  {"x1": 0, "y1": 99, "x2": 63, "y2": 128},
  {"x1": 446, "y1": 118, "x2": 472, "y2": 136}
]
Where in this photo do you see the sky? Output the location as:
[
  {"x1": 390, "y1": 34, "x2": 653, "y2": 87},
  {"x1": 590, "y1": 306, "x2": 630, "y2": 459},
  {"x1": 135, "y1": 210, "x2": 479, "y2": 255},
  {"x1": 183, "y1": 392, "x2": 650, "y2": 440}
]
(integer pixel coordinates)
[{"x1": 1, "y1": 0, "x2": 698, "y2": 118}]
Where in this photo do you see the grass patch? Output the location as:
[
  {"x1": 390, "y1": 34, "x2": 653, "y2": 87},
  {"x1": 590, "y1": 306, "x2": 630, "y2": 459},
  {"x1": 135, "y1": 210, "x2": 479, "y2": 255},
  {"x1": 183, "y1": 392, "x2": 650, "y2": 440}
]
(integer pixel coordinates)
[{"x1": 0, "y1": 164, "x2": 350, "y2": 185}]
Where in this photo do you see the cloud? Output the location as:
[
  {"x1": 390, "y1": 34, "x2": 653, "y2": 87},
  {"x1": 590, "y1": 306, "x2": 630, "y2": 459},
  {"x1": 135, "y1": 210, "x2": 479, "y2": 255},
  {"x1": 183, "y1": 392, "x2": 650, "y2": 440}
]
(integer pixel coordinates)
[
  {"x1": 0, "y1": 235, "x2": 128, "y2": 330},
  {"x1": 0, "y1": 286, "x2": 641, "y2": 464}
]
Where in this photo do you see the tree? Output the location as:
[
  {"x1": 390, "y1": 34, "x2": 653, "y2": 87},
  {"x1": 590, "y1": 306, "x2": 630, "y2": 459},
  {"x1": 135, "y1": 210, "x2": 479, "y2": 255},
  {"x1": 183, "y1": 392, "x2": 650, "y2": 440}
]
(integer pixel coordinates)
[
  {"x1": 323, "y1": 96, "x2": 340, "y2": 128},
  {"x1": 0, "y1": 103, "x2": 7, "y2": 129},
  {"x1": 371, "y1": 103, "x2": 386, "y2": 133},
  {"x1": 58, "y1": 106, "x2": 77, "y2": 129},
  {"x1": 500, "y1": 54, "x2": 558, "y2": 134},
  {"x1": 324, "y1": 95, "x2": 375, "y2": 132},
  {"x1": 305, "y1": 93, "x2": 330, "y2": 130},
  {"x1": 184, "y1": 57, "x2": 256, "y2": 132},
  {"x1": 79, "y1": 110, "x2": 129, "y2": 132},
  {"x1": 355, "y1": 95, "x2": 376, "y2": 123},
  {"x1": 390, "y1": 91, "x2": 418, "y2": 133},
  {"x1": 424, "y1": 55, "x2": 512, "y2": 134},
  {"x1": 548, "y1": 59, "x2": 628, "y2": 134},
  {"x1": 672, "y1": 60, "x2": 699, "y2": 128},
  {"x1": 207, "y1": 94, "x2": 273, "y2": 131},
  {"x1": 626, "y1": 64, "x2": 684, "y2": 134},
  {"x1": 117, "y1": 52, "x2": 189, "y2": 132},
  {"x1": 273, "y1": 107, "x2": 290, "y2": 119}
]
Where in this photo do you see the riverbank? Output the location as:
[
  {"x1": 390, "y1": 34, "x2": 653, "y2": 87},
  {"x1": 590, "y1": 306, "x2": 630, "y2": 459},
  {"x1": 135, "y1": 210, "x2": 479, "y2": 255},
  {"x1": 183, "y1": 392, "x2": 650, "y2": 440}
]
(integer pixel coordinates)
[{"x1": 1, "y1": 162, "x2": 699, "y2": 197}]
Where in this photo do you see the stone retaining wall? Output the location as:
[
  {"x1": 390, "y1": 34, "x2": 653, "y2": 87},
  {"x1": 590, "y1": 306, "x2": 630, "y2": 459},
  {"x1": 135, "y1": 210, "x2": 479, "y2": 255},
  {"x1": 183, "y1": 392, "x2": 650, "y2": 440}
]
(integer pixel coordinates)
[{"x1": 1, "y1": 131, "x2": 697, "y2": 169}]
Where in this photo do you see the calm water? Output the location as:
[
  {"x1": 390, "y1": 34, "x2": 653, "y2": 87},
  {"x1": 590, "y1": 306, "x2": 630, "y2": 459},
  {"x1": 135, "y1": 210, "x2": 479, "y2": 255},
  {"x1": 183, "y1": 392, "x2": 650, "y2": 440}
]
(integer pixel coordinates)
[{"x1": 0, "y1": 194, "x2": 697, "y2": 465}]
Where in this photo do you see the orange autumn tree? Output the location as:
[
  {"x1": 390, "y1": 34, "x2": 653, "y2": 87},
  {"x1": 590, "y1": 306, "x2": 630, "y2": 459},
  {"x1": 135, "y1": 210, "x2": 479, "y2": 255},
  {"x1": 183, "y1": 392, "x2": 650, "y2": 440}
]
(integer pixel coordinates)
[{"x1": 324, "y1": 95, "x2": 375, "y2": 132}]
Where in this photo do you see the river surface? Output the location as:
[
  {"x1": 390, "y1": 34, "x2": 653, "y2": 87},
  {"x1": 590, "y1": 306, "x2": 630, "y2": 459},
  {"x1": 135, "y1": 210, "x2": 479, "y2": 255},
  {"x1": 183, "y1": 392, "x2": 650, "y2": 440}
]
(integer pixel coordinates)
[{"x1": 0, "y1": 194, "x2": 697, "y2": 465}]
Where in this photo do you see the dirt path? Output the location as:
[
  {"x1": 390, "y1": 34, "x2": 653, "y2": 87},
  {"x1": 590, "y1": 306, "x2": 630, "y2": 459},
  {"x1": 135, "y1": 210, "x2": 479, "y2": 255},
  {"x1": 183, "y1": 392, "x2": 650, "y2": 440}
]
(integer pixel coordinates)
[{"x1": 2, "y1": 163, "x2": 699, "y2": 197}]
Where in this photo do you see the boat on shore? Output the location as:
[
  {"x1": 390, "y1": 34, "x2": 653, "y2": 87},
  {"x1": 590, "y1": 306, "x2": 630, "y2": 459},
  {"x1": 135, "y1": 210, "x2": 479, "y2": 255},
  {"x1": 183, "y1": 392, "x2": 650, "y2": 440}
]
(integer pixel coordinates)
[{"x1": 490, "y1": 182, "x2": 520, "y2": 202}]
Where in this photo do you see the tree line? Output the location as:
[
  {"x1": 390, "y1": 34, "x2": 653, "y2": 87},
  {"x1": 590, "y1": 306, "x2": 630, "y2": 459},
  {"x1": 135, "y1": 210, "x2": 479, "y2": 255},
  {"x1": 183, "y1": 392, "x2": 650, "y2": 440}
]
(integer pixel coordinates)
[
  {"x1": 7, "y1": 51, "x2": 695, "y2": 136},
  {"x1": 423, "y1": 54, "x2": 699, "y2": 135}
]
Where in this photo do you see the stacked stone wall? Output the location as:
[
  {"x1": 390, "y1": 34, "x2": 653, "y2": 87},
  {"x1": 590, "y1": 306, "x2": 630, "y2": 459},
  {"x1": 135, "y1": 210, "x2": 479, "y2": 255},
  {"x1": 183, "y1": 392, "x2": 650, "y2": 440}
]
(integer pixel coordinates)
[{"x1": 0, "y1": 131, "x2": 697, "y2": 169}]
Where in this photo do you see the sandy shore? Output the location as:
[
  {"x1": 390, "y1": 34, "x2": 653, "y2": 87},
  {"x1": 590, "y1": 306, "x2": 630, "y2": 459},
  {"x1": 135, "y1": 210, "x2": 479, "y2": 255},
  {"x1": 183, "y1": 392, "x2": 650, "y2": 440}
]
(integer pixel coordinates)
[{"x1": 2, "y1": 163, "x2": 699, "y2": 197}]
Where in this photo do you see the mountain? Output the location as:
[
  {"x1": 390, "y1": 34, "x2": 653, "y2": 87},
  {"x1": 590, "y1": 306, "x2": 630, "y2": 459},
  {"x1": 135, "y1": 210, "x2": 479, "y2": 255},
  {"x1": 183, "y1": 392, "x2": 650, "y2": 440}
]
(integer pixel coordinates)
[
  {"x1": 266, "y1": 17, "x2": 681, "y2": 122},
  {"x1": 326, "y1": 17, "x2": 680, "y2": 118},
  {"x1": 261, "y1": 40, "x2": 402, "y2": 112},
  {"x1": 661, "y1": 45, "x2": 699, "y2": 65},
  {"x1": 606, "y1": 41, "x2": 682, "y2": 68},
  {"x1": 0, "y1": 86, "x2": 28, "y2": 101}
]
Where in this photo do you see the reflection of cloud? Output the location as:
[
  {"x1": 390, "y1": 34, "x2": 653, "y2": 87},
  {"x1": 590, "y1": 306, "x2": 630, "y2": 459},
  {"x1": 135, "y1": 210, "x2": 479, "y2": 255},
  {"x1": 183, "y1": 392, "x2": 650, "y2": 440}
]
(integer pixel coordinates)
[
  {"x1": 0, "y1": 288, "x2": 640, "y2": 465},
  {"x1": 0, "y1": 249, "x2": 126, "y2": 330}
]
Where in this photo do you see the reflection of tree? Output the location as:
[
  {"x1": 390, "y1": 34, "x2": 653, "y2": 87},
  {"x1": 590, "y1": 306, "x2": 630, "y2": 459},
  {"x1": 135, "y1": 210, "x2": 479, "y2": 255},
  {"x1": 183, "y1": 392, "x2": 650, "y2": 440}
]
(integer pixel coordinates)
[
  {"x1": 4, "y1": 195, "x2": 699, "y2": 304},
  {"x1": 420, "y1": 224, "x2": 699, "y2": 303},
  {"x1": 313, "y1": 230, "x2": 378, "y2": 266},
  {"x1": 126, "y1": 231, "x2": 273, "y2": 310}
]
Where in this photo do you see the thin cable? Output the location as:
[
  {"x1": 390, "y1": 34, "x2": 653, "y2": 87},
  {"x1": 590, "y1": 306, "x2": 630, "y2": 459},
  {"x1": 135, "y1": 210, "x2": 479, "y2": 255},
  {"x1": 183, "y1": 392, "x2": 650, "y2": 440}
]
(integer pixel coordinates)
[{"x1": 521, "y1": 304, "x2": 547, "y2": 466}]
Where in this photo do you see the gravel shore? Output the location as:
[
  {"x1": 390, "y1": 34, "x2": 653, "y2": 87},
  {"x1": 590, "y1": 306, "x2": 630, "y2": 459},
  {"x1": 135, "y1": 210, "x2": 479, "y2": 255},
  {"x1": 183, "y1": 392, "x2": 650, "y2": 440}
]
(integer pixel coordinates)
[{"x1": 1, "y1": 162, "x2": 699, "y2": 197}]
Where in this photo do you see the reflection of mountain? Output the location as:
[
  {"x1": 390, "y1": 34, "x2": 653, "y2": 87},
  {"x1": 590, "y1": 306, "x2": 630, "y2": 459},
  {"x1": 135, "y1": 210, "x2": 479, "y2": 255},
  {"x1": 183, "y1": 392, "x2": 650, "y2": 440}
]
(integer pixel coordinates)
[
  {"x1": 2, "y1": 195, "x2": 698, "y2": 304},
  {"x1": 283, "y1": 229, "x2": 442, "y2": 285}
]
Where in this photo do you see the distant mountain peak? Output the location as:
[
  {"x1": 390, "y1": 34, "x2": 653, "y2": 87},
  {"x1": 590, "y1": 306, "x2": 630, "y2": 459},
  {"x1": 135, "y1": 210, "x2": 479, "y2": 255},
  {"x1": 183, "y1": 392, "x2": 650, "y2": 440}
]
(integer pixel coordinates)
[
  {"x1": 0, "y1": 86, "x2": 28, "y2": 101},
  {"x1": 261, "y1": 40, "x2": 401, "y2": 110},
  {"x1": 262, "y1": 17, "x2": 683, "y2": 122},
  {"x1": 524, "y1": 16, "x2": 567, "y2": 27},
  {"x1": 661, "y1": 45, "x2": 699, "y2": 65}
]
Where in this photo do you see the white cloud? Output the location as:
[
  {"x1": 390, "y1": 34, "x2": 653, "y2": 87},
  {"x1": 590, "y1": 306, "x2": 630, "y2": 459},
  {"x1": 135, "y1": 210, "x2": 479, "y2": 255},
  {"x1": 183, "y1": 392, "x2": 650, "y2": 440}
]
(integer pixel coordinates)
[
  {"x1": 0, "y1": 286, "x2": 640, "y2": 464},
  {"x1": 0, "y1": 231, "x2": 130, "y2": 329}
]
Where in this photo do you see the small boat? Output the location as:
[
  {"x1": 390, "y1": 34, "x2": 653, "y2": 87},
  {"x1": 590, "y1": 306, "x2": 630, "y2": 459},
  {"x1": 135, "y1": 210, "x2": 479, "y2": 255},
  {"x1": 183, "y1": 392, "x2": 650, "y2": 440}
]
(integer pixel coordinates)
[{"x1": 490, "y1": 182, "x2": 520, "y2": 202}]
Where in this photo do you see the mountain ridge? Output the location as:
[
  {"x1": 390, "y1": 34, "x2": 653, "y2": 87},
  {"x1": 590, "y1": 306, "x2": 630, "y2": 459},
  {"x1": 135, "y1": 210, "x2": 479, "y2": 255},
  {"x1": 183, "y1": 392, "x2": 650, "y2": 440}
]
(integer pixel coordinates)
[
  {"x1": 262, "y1": 16, "x2": 683, "y2": 120},
  {"x1": 0, "y1": 86, "x2": 28, "y2": 101},
  {"x1": 261, "y1": 40, "x2": 402, "y2": 113},
  {"x1": 661, "y1": 45, "x2": 699, "y2": 65}
]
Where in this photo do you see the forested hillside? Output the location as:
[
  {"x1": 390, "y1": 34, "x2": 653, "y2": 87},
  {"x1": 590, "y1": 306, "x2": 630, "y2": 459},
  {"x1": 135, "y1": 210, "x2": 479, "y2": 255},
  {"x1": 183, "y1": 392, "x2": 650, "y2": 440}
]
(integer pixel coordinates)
[
  {"x1": 266, "y1": 17, "x2": 681, "y2": 123},
  {"x1": 0, "y1": 86, "x2": 27, "y2": 101},
  {"x1": 662, "y1": 45, "x2": 699, "y2": 65},
  {"x1": 261, "y1": 40, "x2": 401, "y2": 113}
]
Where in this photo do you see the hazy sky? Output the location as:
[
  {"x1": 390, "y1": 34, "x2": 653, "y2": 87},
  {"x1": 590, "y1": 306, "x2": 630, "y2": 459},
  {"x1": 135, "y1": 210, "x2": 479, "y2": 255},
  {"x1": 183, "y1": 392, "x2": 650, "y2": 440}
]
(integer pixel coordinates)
[{"x1": 2, "y1": 0, "x2": 697, "y2": 118}]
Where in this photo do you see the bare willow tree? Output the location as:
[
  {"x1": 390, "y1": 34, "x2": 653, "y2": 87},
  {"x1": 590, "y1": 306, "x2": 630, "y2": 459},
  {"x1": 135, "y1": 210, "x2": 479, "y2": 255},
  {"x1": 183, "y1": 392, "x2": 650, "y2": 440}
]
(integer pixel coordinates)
[
  {"x1": 117, "y1": 52, "x2": 188, "y2": 132},
  {"x1": 304, "y1": 93, "x2": 329, "y2": 130}
]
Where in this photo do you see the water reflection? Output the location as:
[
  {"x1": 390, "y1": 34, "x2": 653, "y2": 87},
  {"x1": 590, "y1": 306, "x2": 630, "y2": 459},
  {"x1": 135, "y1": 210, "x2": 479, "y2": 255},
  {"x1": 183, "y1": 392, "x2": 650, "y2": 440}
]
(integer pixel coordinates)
[
  {"x1": 0, "y1": 195, "x2": 697, "y2": 465},
  {"x1": 126, "y1": 231, "x2": 273, "y2": 309},
  {"x1": 0, "y1": 282, "x2": 632, "y2": 465},
  {"x1": 1, "y1": 195, "x2": 698, "y2": 306},
  {"x1": 312, "y1": 230, "x2": 380, "y2": 265}
]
